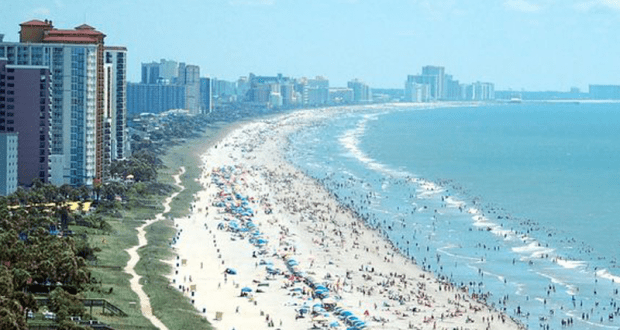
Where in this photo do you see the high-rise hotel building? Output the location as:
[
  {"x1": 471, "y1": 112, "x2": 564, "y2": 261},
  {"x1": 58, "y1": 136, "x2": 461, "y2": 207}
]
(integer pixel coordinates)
[
  {"x1": 0, "y1": 20, "x2": 128, "y2": 186},
  {"x1": 0, "y1": 57, "x2": 52, "y2": 187}
]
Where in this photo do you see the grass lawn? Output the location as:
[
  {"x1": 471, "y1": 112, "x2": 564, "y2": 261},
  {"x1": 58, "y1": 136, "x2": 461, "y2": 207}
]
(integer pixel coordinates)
[
  {"x1": 81, "y1": 199, "x2": 162, "y2": 330},
  {"x1": 88, "y1": 124, "x2": 232, "y2": 330}
]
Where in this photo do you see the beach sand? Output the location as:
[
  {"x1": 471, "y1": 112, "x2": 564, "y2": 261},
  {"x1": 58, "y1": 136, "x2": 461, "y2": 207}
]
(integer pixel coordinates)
[{"x1": 169, "y1": 106, "x2": 525, "y2": 330}]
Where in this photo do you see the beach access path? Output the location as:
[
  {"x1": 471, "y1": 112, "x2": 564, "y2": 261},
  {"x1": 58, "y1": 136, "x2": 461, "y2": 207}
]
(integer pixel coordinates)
[
  {"x1": 124, "y1": 167, "x2": 186, "y2": 330},
  {"x1": 170, "y1": 107, "x2": 525, "y2": 330}
]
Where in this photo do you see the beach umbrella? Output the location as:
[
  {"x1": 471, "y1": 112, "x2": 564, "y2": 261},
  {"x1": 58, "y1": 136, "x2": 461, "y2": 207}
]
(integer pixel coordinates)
[
  {"x1": 315, "y1": 285, "x2": 328, "y2": 291},
  {"x1": 313, "y1": 303, "x2": 324, "y2": 308},
  {"x1": 322, "y1": 297, "x2": 336, "y2": 304},
  {"x1": 346, "y1": 316, "x2": 360, "y2": 325},
  {"x1": 241, "y1": 287, "x2": 252, "y2": 293},
  {"x1": 329, "y1": 321, "x2": 340, "y2": 327},
  {"x1": 341, "y1": 311, "x2": 353, "y2": 317},
  {"x1": 225, "y1": 268, "x2": 237, "y2": 275}
]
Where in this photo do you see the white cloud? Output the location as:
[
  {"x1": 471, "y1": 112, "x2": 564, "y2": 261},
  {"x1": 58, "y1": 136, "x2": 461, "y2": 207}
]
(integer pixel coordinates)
[
  {"x1": 595, "y1": 0, "x2": 620, "y2": 10},
  {"x1": 504, "y1": 0, "x2": 542, "y2": 12},
  {"x1": 31, "y1": 7, "x2": 51, "y2": 16},
  {"x1": 574, "y1": 0, "x2": 620, "y2": 12}
]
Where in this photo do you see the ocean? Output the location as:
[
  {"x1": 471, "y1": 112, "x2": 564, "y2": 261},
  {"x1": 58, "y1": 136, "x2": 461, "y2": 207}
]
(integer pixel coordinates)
[{"x1": 285, "y1": 102, "x2": 620, "y2": 329}]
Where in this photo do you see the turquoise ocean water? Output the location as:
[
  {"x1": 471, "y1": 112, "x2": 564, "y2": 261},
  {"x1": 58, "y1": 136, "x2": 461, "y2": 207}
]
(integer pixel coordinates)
[{"x1": 286, "y1": 102, "x2": 620, "y2": 329}]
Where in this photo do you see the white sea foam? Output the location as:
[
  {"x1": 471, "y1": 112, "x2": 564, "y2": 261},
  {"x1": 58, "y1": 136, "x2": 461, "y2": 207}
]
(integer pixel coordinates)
[
  {"x1": 595, "y1": 269, "x2": 620, "y2": 284},
  {"x1": 338, "y1": 114, "x2": 411, "y2": 179},
  {"x1": 554, "y1": 258, "x2": 586, "y2": 270},
  {"x1": 566, "y1": 284, "x2": 579, "y2": 296},
  {"x1": 535, "y1": 271, "x2": 566, "y2": 286},
  {"x1": 437, "y1": 245, "x2": 480, "y2": 262},
  {"x1": 444, "y1": 196, "x2": 465, "y2": 208},
  {"x1": 512, "y1": 242, "x2": 555, "y2": 259}
]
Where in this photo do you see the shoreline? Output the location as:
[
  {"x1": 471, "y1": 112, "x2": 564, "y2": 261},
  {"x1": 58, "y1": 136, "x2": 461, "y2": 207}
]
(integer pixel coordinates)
[{"x1": 168, "y1": 104, "x2": 525, "y2": 330}]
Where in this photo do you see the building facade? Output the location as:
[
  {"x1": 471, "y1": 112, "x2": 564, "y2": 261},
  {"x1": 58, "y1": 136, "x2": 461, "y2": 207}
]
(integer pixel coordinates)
[
  {"x1": 347, "y1": 79, "x2": 372, "y2": 103},
  {"x1": 404, "y1": 80, "x2": 430, "y2": 102},
  {"x1": 199, "y1": 77, "x2": 213, "y2": 114},
  {"x1": 103, "y1": 47, "x2": 129, "y2": 175},
  {"x1": 129, "y1": 59, "x2": 201, "y2": 114},
  {"x1": 0, "y1": 19, "x2": 126, "y2": 186},
  {"x1": 0, "y1": 58, "x2": 52, "y2": 186},
  {"x1": 303, "y1": 76, "x2": 329, "y2": 106},
  {"x1": 0, "y1": 133, "x2": 18, "y2": 196},
  {"x1": 127, "y1": 82, "x2": 186, "y2": 114}
]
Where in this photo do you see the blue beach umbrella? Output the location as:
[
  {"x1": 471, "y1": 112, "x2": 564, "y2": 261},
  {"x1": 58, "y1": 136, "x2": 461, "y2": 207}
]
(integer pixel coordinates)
[
  {"x1": 353, "y1": 321, "x2": 366, "y2": 327},
  {"x1": 241, "y1": 287, "x2": 252, "y2": 293}
]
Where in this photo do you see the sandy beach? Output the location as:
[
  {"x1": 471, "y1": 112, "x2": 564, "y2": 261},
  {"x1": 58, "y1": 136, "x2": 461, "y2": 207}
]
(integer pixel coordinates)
[{"x1": 169, "y1": 105, "x2": 525, "y2": 330}]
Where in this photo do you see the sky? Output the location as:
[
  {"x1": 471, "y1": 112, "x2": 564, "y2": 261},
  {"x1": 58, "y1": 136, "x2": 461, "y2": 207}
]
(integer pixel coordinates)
[{"x1": 2, "y1": 0, "x2": 620, "y2": 90}]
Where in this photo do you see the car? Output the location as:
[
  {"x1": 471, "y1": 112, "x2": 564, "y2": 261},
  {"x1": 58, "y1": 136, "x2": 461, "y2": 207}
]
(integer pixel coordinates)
[
  {"x1": 43, "y1": 311, "x2": 56, "y2": 320},
  {"x1": 27, "y1": 310, "x2": 34, "y2": 319}
]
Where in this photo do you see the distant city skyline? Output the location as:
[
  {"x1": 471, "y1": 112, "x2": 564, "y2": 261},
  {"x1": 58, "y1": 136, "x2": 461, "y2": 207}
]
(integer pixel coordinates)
[{"x1": 2, "y1": 0, "x2": 619, "y2": 90}]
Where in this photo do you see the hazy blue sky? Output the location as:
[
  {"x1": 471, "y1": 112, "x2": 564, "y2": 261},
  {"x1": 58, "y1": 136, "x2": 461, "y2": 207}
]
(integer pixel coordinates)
[{"x1": 2, "y1": 0, "x2": 619, "y2": 90}]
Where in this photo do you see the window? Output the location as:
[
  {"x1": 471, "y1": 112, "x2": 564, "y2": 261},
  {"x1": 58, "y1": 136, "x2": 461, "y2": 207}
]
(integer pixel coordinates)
[{"x1": 7, "y1": 68, "x2": 14, "y2": 73}]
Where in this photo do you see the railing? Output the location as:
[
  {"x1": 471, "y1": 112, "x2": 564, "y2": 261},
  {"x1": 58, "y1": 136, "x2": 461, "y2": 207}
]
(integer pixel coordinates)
[{"x1": 35, "y1": 298, "x2": 127, "y2": 317}]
